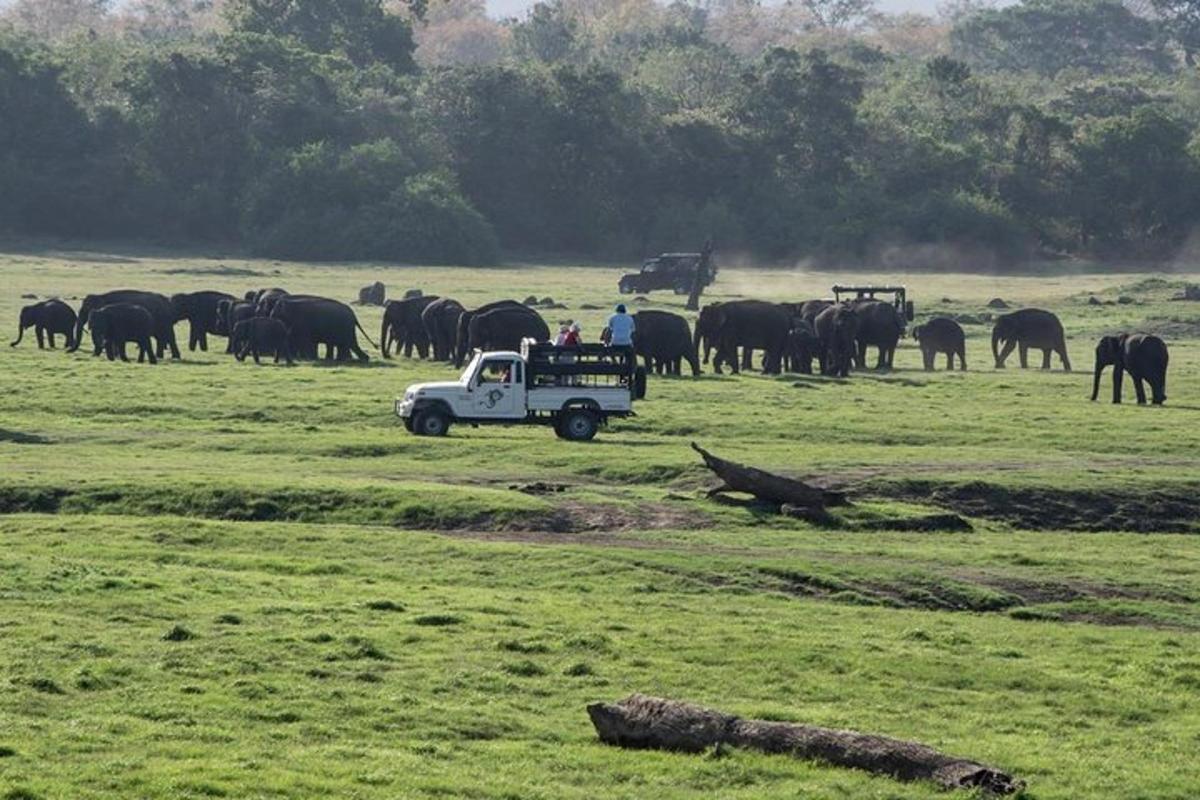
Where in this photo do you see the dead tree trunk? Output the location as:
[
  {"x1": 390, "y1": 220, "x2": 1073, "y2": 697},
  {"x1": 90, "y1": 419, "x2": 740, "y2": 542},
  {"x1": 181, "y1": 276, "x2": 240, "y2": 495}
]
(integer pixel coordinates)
[
  {"x1": 691, "y1": 442, "x2": 846, "y2": 509},
  {"x1": 588, "y1": 694, "x2": 1023, "y2": 795}
]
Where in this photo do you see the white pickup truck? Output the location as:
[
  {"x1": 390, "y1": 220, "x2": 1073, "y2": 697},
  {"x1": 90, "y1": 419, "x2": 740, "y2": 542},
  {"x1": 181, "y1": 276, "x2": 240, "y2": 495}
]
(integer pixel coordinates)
[{"x1": 395, "y1": 341, "x2": 645, "y2": 441}]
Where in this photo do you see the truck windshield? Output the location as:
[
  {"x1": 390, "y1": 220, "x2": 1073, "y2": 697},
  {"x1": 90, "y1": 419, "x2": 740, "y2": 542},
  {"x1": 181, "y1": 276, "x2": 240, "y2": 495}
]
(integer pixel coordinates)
[{"x1": 458, "y1": 353, "x2": 483, "y2": 384}]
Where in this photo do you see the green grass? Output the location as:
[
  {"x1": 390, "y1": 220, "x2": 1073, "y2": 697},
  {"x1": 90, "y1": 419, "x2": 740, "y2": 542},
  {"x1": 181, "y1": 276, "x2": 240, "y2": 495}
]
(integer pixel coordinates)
[{"x1": 2, "y1": 245, "x2": 1200, "y2": 798}]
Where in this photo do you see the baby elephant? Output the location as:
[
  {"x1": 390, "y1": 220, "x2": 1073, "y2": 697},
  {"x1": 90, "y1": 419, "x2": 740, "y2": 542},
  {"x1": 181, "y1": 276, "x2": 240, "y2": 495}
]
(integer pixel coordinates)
[
  {"x1": 232, "y1": 317, "x2": 293, "y2": 365},
  {"x1": 12, "y1": 298, "x2": 78, "y2": 349},
  {"x1": 912, "y1": 318, "x2": 966, "y2": 371},
  {"x1": 1091, "y1": 333, "x2": 1168, "y2": 405},
  {"x1": 89, "y1": 303, "x2": 157, "y2": 364}
]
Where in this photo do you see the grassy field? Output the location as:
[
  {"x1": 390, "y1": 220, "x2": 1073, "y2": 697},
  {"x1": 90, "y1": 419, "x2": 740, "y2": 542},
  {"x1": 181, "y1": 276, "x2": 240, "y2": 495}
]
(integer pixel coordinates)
[{"x1": 2, "y1": 245, "x2": 1199, "y2": 799}]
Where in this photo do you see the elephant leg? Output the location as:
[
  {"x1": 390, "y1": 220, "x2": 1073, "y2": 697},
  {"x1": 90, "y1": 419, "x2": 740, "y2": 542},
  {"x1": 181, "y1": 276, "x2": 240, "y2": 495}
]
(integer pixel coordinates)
[
  {"x1": 922, "y1": 348, "x2": 933, "y2": 371},
  {"x1": 945, "y1": 351, "x2": 953, "y2": 371},
  {"x1": 119, "y1": 341, "x2": 130, "y2": 362},
  {"x1": 1133, "y1": 377, "x2": 1147, "y2": 405},
  {"x1": 253, "y1": 344, "x2": 262, "y2": 365},
  {"x1": 47, "y1": 330, "x2": 56, "y2": 349},
  {"x1": 995, "y1": 338, "x2": 1015, "y2": 368},
  {"x1": 1018, "y1": 344, "x2": 1028, "y2": 368},
  {"x1": 145, "y1": 338, "x2": 158, "y2": 364},
  {"x1": 200, "y1": 331, "x2": 208, "y2": 352},
  {"x1": 36, "y1": 326, "x2": 45, "y2": 349},
  {"x1": 1057, "y1": 344, "x2": 1071, "y2": 372},
  {"x1": 1111, "y1": 364, "x2": 1124, "y2": 404},
  {"x1": 351, "y1": 342, "x2": 370, "y2": 362},
  {"x1": 1041, "y1": 349, "x2": 1051, "y2": 370}
]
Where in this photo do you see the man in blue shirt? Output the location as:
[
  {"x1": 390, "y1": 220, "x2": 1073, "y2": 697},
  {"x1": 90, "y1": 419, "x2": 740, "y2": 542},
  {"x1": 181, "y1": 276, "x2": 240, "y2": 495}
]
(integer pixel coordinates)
[{"x1": 606, "y1": 304, "x2": 636, "y2": 347}]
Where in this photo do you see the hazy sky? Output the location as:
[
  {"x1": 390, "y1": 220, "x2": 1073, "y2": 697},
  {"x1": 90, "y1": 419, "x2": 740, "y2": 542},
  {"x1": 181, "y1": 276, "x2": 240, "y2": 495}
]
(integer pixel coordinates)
[{"x1": 485, "y1": 0, "x2": 941, "y2": 18}]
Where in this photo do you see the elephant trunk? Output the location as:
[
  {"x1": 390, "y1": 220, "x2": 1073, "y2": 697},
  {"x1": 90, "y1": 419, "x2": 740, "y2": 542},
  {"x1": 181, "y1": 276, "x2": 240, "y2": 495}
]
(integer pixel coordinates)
[
  {"x1": 991, "y1": 327, "x2": 1003, "y2": 365},
  {"x1": 1091, "y1": 359, "x2": 1103, "y2": 401},
  {"x1": 69, "y1": 303, "x2": 89, "y2": 352},
  {"x1": 10, "y1": 321, "x2": 25, "y2": 347}
]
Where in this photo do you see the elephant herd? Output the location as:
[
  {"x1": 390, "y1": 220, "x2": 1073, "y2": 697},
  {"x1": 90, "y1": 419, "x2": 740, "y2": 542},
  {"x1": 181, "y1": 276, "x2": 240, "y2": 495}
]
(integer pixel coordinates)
[
  {"x1": 692, "y1": 297, "x2": 909, "y2": 378},
  {"x1": 685, "y1": 298, "x2": 1170, "y2": 406},
  {"x1": 10, "y1": 288, "x2": 1172, "y2": 405},
  {"x1": 10, "y1": 289, "x2": 376, "y2": 365},
  {"x1": 379, "y1": 295, "x2": 702, "y2": 376}
]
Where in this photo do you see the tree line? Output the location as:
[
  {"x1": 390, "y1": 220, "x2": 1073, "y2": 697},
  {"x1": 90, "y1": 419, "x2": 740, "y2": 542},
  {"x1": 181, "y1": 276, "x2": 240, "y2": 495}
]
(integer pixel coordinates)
[{"x1": 3, "y1": 0, "x2": 1200, "y2": 268}]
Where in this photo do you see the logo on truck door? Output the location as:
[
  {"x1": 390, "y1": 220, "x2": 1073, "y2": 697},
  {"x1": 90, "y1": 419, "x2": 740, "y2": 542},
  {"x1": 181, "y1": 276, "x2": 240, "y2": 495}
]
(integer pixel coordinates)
[{"x1": 484, "y1": 389, "x2": 505, "y2": 408}]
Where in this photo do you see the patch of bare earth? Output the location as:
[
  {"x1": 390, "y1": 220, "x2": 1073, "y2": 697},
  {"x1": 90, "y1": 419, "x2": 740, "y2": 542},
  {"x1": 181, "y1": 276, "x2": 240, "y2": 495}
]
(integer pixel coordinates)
[{"x1": 887, "y1": 481, "x2": 1200, "y2": 533}]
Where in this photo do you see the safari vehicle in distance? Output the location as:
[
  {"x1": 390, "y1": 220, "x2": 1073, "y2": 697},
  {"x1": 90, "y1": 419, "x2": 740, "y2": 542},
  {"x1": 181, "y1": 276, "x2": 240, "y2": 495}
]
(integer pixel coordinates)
[
  {"x1": 618, "y1": 252, "x2": 716, "y2": 295},
  {"x1": 396, "y1": 341, "x2": 646, "y2": 441},
  {"x1": 833, "y1": 285, "x2": 915, "y2": 322}
]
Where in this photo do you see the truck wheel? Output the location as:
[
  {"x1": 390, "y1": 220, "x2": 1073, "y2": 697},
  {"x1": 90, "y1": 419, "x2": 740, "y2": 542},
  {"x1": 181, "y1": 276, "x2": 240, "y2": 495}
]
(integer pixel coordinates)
[
  {"x1": 558, "y1": 409, "x2": 598, "y2": 442},
  {"x1": 413, "y1": 408, "x2": 450, "y2": 437}
]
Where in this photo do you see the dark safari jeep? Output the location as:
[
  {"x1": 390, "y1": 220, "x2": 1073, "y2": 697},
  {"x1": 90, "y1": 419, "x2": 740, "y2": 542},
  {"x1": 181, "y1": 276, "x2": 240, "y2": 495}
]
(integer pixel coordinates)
[{"x1": 618, "y1": 253, "x2": 716, "y2": 295}]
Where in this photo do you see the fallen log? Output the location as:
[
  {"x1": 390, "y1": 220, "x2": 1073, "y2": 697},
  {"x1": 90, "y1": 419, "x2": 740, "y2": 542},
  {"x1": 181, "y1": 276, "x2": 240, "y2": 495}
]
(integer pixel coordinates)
[
  {"x1": 691, "y1": 442, "x2": 846, "y2": 509},
  {"x1": 587, "y1": 694, "x2": 1023, "y2": 795}
]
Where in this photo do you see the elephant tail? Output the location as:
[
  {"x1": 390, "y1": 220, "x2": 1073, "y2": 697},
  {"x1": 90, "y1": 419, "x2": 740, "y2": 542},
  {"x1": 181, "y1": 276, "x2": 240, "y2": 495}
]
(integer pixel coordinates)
[{"x1": 356, "y1": 318, "x2": 379, "y2": 350}]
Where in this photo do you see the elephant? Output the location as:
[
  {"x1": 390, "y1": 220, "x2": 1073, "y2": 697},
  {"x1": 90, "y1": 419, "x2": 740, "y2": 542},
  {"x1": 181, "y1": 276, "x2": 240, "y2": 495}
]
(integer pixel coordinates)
[
  {"x1": 381, "y1": 295, "x2": 438, "y2": 359},
  {"x1": 171, "y1": 291, "x2": 235, "y2": 352},
  {"x1": 88, "y1": 304, "x2": 157, "y2": 364},
  {"x1": 421, "y1": 297, "x2": 465, "y2": 362},
  {"x1": 912, "y1": 317, "x2": 966, "y2": 371},
  {"x1": 992, "y1": 308, "x2": 1070, "y2": 370},
  {"x1": 694, "y1": 300, "x2": 790, "y2": 375},
  {"x1": 632, "y1": 310, "x2": 700, "y2": 376},
  {"x1": 11, "y1": 299, "x2": 77, "y2": 349},
  {"x1": 253, "y1": 288, "x2": 290, "y2": 316},
  {"x1": 358, "y1": 282, "x2": 386, "y2": 306},
  {"x1": 852, "y1": 300, "x2": 905, "y2": 370},
  {"x1": 70, "y1": 290, "x2": 179, "y2": 359},
  {"x1": 784, "y1": 318, "x2": 820, "y2": 374},
  {"x1": 781, "y1": 299, "x2": 831, "y2": 324},
  {"x1": 694, "y1": 303, "x2": 722, "y2": 366},
  {"x1": 1091, "y1": 333, "x2": 1168, "y2": 405},
  {"x1": 231, "y1": 318, "x2": 294, "y2": 366},
  {"x1": 455, "y1": 300, "x2": 535, "y2": 366},
  {"x1": 813, "y1": 304, "x2": 858, "y2": 377},
  {"x1": 269, "y1": 296, "x2": 376, "y2": 362},
  {"x1": 215, "y1": 299, "x2": 257, "y2": 353},
  {"x1": 465, "y1": 306, "x2": 550, "y2": 357}
]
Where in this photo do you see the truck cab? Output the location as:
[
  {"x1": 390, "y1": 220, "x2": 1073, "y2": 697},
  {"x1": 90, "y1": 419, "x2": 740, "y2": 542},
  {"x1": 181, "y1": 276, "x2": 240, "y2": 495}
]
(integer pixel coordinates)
[{"x1": 396, "y1": 342, "x2": 644, "y2": 441}]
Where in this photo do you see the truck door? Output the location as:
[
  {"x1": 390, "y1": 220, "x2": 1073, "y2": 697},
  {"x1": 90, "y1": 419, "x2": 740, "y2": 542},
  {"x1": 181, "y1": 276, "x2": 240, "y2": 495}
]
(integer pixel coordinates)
[{"x1": 471, "y1": 357, "x2": 522, "y2": 418}]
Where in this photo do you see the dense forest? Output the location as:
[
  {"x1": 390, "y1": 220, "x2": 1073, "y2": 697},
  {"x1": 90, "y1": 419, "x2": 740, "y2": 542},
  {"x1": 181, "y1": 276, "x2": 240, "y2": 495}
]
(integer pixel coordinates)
[{"x1": 4, "y1": 0, "x2": 1200, "y2": 268}]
